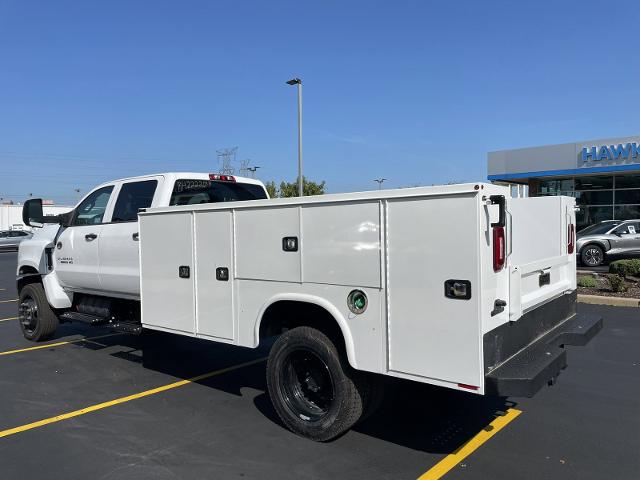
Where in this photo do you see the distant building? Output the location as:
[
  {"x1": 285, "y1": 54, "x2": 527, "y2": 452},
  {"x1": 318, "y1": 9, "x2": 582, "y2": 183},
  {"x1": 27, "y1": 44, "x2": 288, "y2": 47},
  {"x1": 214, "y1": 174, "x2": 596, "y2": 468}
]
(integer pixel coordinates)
[{"x1": 488, "y1": 135, "x2": 640, "y2": 228}]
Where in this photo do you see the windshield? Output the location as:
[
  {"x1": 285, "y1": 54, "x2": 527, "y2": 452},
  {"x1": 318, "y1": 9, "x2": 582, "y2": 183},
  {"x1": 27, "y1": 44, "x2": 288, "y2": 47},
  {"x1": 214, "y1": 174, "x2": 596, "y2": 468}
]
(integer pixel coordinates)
[
  {"x1": 578, "y1": 222, "x2": 619, "y2": 235},
  {"x1": 169, "y1": 179, "x2": 268, "y2": 206}
]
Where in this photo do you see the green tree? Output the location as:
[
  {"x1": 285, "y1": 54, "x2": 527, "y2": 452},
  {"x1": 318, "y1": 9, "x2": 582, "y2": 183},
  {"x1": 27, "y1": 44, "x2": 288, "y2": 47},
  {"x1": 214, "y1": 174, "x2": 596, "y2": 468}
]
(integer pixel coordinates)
[
  {"x1": 265, "y1": 177, "x2": 326, "y2": 198},
  {"x1": 264, "y1": 181, "x2": 278, "y2": 198}
]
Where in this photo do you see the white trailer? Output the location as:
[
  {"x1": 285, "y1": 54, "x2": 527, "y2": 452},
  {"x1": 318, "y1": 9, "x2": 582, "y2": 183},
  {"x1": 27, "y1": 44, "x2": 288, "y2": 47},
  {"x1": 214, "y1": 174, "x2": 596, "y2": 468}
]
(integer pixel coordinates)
[{"x1": 136, "y1": 182, "x2": 601, "y2": 440}]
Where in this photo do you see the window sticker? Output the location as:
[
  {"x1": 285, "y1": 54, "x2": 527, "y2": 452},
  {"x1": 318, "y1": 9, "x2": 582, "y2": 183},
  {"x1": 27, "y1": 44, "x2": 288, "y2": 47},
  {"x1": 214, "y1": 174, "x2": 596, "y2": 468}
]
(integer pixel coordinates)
[
  {"x1": 628, "y1": 225, "x2": 636, "y2": 234},
  {"x1": 174, "y1": 180, "x2": 211, "y2": 193}
]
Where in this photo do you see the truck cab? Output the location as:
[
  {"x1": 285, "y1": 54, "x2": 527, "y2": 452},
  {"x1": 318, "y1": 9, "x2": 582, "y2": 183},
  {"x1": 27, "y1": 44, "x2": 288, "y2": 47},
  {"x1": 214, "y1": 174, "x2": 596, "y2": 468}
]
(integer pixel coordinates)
[{"x1": 18, "y1": 172, "x2": 268, "y2": 315}]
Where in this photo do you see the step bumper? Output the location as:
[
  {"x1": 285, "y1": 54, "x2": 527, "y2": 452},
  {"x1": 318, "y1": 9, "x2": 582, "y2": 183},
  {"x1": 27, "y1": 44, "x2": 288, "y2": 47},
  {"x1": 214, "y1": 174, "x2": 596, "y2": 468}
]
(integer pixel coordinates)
[{"x1": 485, "y1": 312, "x2": 603, "y2": 397}]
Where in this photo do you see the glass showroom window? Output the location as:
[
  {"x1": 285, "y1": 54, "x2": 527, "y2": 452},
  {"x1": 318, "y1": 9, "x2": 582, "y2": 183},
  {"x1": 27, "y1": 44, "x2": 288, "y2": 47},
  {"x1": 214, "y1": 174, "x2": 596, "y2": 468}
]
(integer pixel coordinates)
[
  {"x1": 613, "y1": 173, "x2": 640, "y2": 222},
  {"x1": 538, "y1": 178, "x2": 574, "y2": 195},
  {"x1": 571, "y1": 175, "x2": 614, "y2": 228}
]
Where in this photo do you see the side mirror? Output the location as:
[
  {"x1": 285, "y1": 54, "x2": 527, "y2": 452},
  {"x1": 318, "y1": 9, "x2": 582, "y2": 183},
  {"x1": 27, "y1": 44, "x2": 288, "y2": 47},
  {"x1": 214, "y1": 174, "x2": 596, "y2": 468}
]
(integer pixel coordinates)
[{"x1": 22, "y1": 199, "x2": 44, "y2": 227}]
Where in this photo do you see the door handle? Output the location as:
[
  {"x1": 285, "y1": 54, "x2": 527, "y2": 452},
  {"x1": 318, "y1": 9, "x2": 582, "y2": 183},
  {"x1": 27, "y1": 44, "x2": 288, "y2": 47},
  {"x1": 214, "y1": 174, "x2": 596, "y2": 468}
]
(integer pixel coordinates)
[
  {"x1": 132, "y1": 232, "x2": 139, "y2": 241},
  {"x1": 85, "y1": 233, "x2": 97, "y2": 241}
]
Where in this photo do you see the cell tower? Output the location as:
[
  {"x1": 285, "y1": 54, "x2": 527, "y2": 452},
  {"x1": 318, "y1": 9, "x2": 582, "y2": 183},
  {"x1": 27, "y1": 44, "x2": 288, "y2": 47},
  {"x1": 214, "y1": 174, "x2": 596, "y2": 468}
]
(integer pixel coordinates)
[{"x1": 216, "y1": 147, "x2": 238, "y2": 174}]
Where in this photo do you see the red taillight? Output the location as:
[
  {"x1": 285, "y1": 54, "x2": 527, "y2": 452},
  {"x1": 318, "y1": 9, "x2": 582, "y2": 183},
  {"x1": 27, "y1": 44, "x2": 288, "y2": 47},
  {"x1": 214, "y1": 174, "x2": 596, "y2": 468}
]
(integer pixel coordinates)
[
  {"x1": 493, "y1": 226, "x2": 505, "y2": 272},
  {"x1": 209, "y1": 174, "x2": 236, "y2": 182},
  {"x1": 568, "y1": 223, "x2": 575, "y2": 254}
]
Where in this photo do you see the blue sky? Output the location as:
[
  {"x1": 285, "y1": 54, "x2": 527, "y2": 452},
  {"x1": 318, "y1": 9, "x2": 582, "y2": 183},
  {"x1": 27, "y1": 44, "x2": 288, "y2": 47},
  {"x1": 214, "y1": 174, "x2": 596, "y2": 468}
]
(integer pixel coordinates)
[{"x1": 0, "y1": 0, "x2": 639, "y2": 204}]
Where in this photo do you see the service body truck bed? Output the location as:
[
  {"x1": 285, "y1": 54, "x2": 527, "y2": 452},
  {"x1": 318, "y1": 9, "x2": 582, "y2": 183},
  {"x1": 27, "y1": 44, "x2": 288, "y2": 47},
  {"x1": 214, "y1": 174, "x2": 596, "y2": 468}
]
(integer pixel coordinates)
[
  {"x1": 137, "y1": 183, "x2": 601, "y2": 438},
  {"x1": 18, "y1": 180, "x2": 601, "y2": 441}
]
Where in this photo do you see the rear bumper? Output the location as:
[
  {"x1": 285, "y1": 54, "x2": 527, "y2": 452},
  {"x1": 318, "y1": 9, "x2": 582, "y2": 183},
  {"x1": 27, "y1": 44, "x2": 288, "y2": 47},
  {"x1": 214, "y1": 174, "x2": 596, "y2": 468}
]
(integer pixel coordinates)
[{"x1": 484, "y1": 292, "x2": 603, "y2": 397}]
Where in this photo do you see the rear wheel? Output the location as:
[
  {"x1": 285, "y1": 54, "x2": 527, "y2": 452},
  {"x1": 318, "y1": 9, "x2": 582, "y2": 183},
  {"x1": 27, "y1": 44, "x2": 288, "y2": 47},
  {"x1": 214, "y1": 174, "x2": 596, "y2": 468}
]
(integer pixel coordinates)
[
  {"x1": 266, "y1": 326, "x2": 369, "y2": 441},
  {"x1": 581, "y1": 244, "x2": 604, "y2": 267},
  {"x1": 18, "y1": 283, "x2": 59, "y2": 341}
]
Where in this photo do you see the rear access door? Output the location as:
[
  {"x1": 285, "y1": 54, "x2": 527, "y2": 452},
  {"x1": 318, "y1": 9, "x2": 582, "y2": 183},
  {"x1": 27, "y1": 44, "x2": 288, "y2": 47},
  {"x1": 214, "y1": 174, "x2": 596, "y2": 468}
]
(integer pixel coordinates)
[
  {"x1": 386, "y1": 192, "x2": 483, "y2": 389},
  {"x1": 508, "y1": 196, "x2": 576, "y2": 321}
]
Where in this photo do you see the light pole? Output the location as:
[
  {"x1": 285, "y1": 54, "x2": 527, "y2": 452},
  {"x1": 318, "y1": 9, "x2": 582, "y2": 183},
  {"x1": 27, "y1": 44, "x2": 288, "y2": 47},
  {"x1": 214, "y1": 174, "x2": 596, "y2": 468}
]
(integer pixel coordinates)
[
  {"x1": 246, "y1": 166, "x2": 261, "y2": 178},
  {"x1": 374, "y1": 178, "x2": 387, "y2": 190},
  {"x1": 286, "y1": 77, "x2": 303, "y2": 197}
]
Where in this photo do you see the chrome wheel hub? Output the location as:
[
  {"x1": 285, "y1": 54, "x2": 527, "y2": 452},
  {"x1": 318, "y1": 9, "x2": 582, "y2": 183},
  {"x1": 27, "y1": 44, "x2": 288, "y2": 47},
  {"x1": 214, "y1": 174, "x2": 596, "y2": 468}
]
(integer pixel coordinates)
[
  {"x1": 19, "y1": 297, "x2": 38, "y2": 333},
  {"x1": 584, "y1": 248, "x2": 602, "y2": 266}
]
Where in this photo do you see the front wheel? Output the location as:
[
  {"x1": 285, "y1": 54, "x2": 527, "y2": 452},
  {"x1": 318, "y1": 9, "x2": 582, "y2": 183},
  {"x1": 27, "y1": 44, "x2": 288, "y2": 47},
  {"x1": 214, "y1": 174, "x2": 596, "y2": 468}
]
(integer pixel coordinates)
[
  {"x1": 266, "y1": 326, "x2": 369, "y2": 441},
  {"x1": 18, "y1": 283, "x2": 59, "y2": 341},
  {"x1": 581, "y1": 245, "x2": 605, "y2": 267}
]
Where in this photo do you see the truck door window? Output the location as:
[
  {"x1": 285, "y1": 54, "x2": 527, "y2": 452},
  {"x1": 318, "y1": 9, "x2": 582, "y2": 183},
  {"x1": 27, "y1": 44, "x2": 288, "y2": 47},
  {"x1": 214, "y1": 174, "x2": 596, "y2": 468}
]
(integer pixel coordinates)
[
  {"x1": 169, "y1": 180, "x2": 268, "y2": 206},
  {"x1": 72, "y1": 186, "x2": 114, "y2": 226},
  {"x1": 112, "y1": 180, "x2": 158, "y2": 222}
]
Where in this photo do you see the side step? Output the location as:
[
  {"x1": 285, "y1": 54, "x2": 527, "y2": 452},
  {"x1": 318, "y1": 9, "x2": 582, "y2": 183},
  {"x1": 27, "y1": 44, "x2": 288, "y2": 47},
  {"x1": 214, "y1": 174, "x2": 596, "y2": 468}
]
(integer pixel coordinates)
[
  {"x1": 59, "y1": 311, "x2": 109, "y2": 326},
  {"x1": 58, "y1": 312, "x2": 142, "y2": 335},
  {"x1": 110, "y1": 322, "x2": 142, "y2": 335}
]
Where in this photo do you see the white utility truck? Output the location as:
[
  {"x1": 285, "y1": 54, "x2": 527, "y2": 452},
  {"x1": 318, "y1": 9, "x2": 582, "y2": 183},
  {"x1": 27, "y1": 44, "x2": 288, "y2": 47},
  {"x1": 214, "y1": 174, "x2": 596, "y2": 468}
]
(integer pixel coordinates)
[{"x1": 18, "y1": 175, "x2": 602, "y2": 441}]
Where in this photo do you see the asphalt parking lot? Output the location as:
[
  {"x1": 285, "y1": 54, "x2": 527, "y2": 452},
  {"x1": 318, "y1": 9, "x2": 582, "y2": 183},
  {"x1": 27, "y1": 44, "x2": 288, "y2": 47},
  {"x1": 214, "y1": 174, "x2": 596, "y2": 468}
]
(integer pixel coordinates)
[{"x1": 0, "y1": 251, "x2": 638, "y2": 480}]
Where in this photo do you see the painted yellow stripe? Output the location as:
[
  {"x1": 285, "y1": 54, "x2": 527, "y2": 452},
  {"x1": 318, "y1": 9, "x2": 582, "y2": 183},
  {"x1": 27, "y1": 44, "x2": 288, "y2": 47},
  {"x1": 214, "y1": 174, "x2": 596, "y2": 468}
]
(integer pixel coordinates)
[
  {"x1": 0, "y1": 316, "x2": 18, "y2": 322},
  {"x1": 0, "y1": 357, "x2": 266, "y2": 438},
  {"x1": 0, "y1": 298, "x2": 17, "y2": 303},
  {"x1": 417, "y1": 408, "x2": 522, "y2": 480},
  {"x1": 0, "y1": 333, "x2": 120, "y2": 356}
]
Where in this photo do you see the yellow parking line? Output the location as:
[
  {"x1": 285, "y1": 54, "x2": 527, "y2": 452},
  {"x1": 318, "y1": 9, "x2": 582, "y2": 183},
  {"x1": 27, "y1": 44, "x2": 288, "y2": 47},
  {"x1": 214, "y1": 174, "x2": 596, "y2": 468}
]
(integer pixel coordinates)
[
  {"x1": 0, "y1": 357, "x2": 267, "y2": 438},
  {"x1": 0, "y1": 298, "x2": 18, "y2": 303},
  {"x1": 0, "y1": 316, "x2": 18, "y2": 322},
  {"x1": 417, "y1": 408, "x2": 522, "y2": 480},
  {"x1": 0, "y1": 333, "x2": 120, "y2": 356}
]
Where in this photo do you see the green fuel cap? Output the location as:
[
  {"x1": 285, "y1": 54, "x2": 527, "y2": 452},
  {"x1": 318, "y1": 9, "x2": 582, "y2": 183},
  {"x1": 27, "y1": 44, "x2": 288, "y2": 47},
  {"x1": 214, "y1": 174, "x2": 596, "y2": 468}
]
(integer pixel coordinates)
[{"x1": 347, "y1": 290, "x2": 368, "y2": 314}]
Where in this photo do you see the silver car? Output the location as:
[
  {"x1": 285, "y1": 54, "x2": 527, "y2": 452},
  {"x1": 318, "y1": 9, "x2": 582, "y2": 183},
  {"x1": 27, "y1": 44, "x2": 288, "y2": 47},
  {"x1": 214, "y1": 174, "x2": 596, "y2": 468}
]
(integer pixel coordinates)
[
  {"x1": 576, "y1": 219, "x2": 640, "y2": 266},
  {"x1": 0, "y1": 230, "x2": 33, "y2": 251}
]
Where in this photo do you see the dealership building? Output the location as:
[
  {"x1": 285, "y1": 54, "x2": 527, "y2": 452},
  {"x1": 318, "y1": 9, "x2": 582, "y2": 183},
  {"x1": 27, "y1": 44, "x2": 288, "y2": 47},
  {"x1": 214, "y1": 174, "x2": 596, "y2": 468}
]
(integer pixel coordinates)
[{"x1": 488, "y1": 135, "x2": 640, "y2": 228}]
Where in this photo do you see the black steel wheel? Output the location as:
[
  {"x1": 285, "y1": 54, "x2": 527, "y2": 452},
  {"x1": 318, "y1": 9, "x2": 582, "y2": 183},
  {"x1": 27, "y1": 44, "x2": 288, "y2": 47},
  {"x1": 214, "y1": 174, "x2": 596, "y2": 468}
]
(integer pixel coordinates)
[
  {"x1": 266, "y1": 326, "x2": 369, "y2": 441},
  {"x1": 18, "y1": 283, "x2": 59, "y2": 341},
  {"x1": 581, "y1": 245, "x2": 604, "y2": 267},
  {"x1": 281, "y1": 348, "x2": 335, "y2": 422}
]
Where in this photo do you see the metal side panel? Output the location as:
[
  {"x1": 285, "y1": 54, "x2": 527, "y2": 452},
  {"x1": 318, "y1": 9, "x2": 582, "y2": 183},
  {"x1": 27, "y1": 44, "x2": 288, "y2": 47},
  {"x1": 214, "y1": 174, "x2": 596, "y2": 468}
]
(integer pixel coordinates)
[
  {"x1": 301, "y1": 201, "x2": 381, "y2": 288},
  {"x1": 140, "y1": 212, "x2": 195, "y2": 333},
  {"x1": 194, "y1": 210, "x2": 235, "y2": 341},
  {"x1": 386, "y1": 194, "x2": 482, "y2": 387},
  {"x1": 234, "y1": 206, "x2": 301, "y2": 282}
]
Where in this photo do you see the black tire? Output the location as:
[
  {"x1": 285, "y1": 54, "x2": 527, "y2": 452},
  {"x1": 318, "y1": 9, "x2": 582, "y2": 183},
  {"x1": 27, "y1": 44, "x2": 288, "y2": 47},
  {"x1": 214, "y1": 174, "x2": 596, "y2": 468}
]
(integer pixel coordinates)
[
  {"x1": 359, "y1": 373, "x2": 385, "y2": 423},
  {"x1": 18, "y1": 282, "x2": 59, "y2": 341},
  {"x1": 581, "y1": 244, "x2": 605, "y2": 267},
  {"x1": 266, "y1": 326, "x2": 369, "y2": 441}
]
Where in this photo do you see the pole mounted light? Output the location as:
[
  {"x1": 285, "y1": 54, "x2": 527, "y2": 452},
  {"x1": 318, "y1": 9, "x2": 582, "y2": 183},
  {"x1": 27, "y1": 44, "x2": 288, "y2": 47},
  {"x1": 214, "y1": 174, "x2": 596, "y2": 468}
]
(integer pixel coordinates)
[
  {"x1": 374, "y1": 178, "x2": 387, "y2": 190},
  {"x1": 286, "y1": 77, "x2": 303, "y2": 197}
]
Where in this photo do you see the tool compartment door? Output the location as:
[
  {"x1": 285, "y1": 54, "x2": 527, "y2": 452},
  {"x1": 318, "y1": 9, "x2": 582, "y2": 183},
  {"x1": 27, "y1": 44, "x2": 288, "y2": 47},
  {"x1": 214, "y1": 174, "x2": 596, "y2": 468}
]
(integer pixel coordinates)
[
  {"x1": 140, "y1": 212, "x2": 195, "y2": 333},
  {"x1": 194, "y1": 210, "x2": 235, "y2": 340},
  {"x1": 386, "y1": 194, "x2": 482, "y2": 387}
]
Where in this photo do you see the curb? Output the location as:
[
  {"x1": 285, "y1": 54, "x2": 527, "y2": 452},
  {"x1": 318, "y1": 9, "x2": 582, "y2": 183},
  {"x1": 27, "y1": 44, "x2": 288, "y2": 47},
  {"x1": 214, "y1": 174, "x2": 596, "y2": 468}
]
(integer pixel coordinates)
[{"x1": 577, "y1": 294, "x2": 640, "y2": 308}]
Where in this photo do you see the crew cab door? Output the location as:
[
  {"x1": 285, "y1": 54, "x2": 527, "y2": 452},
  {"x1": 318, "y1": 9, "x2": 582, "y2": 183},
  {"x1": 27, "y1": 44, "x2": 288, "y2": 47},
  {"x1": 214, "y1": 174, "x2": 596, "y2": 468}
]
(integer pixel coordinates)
[
  {"x1": 99, "y1": 178, "x2": 161, "y2": 297},
  {"x1": 55, "y1": 185, "x2": 114, "y2": 292}
]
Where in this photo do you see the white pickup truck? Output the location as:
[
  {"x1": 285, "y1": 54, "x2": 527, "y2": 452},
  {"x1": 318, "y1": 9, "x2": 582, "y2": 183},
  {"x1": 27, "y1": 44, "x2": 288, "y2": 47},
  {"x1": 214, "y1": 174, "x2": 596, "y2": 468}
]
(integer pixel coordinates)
[{"x1": 18, "y1": 175, "x2": 602, "y2": 441}]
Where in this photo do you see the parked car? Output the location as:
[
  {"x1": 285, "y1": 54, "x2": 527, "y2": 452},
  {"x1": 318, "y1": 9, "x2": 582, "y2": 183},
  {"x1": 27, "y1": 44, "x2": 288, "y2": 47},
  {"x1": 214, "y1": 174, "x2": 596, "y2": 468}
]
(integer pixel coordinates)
[
  {"x1": 0, "y1": 230, "x2": 33, "y2": 251},
  {"x1": 576, "y1": 219, "x2": 640, "y2": 266}
]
